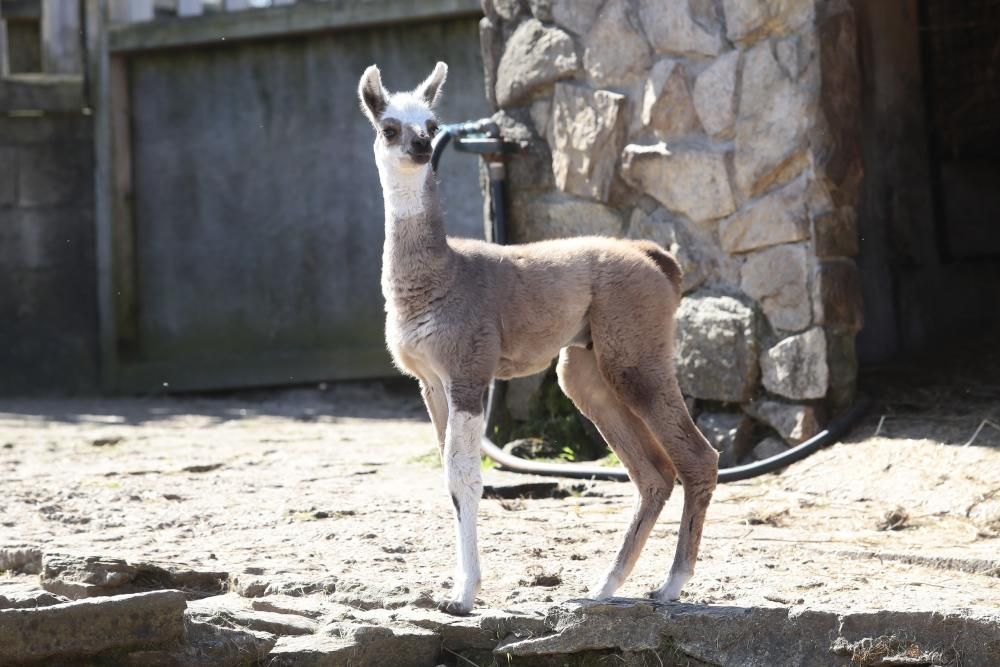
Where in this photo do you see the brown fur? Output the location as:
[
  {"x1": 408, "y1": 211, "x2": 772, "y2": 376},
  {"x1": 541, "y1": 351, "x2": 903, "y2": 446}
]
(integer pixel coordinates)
[{"x1": 362, "y1": 62, "x2": 718, "y2": 613}]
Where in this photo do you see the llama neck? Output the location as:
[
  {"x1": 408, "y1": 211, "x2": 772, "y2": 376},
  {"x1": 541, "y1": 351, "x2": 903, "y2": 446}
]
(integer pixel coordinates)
[{"x1": 379, "y1": 165, "x2": 450, "y2": 292}]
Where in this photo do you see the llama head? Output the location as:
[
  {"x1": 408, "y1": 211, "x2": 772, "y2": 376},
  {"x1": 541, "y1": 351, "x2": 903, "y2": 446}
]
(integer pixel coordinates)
[{"x1": 359, "y1": 62, "x2": 447, "y2": 174}]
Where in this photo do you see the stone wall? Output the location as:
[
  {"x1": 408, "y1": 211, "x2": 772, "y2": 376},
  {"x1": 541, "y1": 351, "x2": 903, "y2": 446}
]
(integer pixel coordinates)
[
  {"x1": 0, "y1": 112, "x2": 99, "y2": 394},
  {"x1": 481, "y1": 0, "x2": 863, "y2": 460}
]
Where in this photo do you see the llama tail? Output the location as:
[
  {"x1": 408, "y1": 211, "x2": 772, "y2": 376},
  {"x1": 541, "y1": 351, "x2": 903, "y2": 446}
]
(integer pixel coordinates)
[{"x1": 632, "y1": 240, "x2": 683, "y2": 294}]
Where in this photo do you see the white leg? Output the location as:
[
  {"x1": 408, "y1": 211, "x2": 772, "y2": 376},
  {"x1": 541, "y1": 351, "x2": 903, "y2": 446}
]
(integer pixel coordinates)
[{"x1": 438, "y1": 408, "x2": 484, "y2": 615}]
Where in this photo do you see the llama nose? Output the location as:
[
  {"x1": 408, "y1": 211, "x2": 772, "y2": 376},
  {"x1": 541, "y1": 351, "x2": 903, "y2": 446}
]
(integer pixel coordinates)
[{"x1": 412, "y1": 137, "x2": 431, "y2": 152}]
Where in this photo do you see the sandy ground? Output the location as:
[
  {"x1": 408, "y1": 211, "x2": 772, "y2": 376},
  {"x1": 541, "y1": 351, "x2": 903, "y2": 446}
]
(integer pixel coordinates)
[{"x1": 1, "y1": 381, "x2": 999, "y2": 619}]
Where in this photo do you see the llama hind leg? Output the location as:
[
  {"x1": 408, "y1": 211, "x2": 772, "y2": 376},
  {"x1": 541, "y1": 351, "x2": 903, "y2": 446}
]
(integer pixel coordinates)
[
  {"x1": 557, "y1": 347, "x2": 676, "y2": 599},
  {"x1": 594, "y1": 356, "x2": 718, "y2": 602}
]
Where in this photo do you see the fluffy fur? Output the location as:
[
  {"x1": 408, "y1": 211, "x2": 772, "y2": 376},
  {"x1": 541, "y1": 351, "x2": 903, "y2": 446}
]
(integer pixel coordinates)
[{"x1": 360, "y1": 62, "x2": 718, "y2": 615}]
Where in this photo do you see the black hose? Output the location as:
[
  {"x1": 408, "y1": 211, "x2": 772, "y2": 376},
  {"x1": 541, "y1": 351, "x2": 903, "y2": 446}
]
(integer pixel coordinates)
[
  {"x1": 481, "y1": 396, "x2": 872, "y2": 483},
  {"x1": 432, "y1": 117, "x2": 872, "y2": 484}
]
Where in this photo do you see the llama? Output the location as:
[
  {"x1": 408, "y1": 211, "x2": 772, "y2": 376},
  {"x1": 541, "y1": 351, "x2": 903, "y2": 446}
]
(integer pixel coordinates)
[{"x1": 359, "y1": 62, "x2": 718, "y2": 615}]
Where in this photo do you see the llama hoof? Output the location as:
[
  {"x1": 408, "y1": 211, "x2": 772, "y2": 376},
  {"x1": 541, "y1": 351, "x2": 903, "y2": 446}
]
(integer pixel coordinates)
[
  {"x1": 437, "y1": 598, "x2": 472, "y2": 616},
  {"x1": 646, "y1": 585, "x2": 681, "y2": 603}
]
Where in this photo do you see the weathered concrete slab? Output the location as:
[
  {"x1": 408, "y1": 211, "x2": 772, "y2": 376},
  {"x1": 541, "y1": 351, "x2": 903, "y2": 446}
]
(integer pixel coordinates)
[
  {"x1": 189, "y1": 594, "x2": 319, "y2": 636},
  {"x1": 0, "y1": 581, "x2": 67, "y2": 610},
  {"x1": 0, "y1": 546, "x2": 42, "y2": 574},
  {"x1": 494, "y1": 599, "x2": 1000, "y2": 666},
  {"x1": 0, "y1": 590, "x2": 186, "y2": 665},
  {"x1": 41, "y1": 553, "x2": 227, "y2": 600},
  {"x1": 268, "y1": 624, "x2": 439, "y2": 667}
]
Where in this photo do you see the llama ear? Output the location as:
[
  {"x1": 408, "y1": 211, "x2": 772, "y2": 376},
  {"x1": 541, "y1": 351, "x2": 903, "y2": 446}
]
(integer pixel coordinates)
[
  {"x1": 415, "y1": 61, "x2": 448, "y2": 108},
  {"x1": 359, "y1": 65, "x2": 389, "y2": 127}
]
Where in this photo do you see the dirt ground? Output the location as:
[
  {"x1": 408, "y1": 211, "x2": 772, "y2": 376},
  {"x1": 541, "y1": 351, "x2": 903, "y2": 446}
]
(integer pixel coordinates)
[{"x1": 2, "y1": 379, "x2": 999, "y2": 620}]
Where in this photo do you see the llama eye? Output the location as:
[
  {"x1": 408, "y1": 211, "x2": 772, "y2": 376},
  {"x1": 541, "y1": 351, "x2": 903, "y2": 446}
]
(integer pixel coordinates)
[
  {"x1": 382, "y1": 127, "x2": 397, "y2": 140},
  {"x1": 427, "y1": 124, "x2": 438, "y2": 137}
]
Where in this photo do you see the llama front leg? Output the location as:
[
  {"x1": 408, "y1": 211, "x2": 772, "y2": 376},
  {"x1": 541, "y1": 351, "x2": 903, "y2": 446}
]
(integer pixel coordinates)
[{"x1": 438, "y1": 390, "x2": 485, "y2": 615}]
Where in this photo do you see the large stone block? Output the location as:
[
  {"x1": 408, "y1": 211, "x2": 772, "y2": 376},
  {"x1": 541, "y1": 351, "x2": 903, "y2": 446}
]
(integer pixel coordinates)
[
  {"x1": 740, "y1": 244, "x2": 811, "y2": 332},
  {"x1": 692, "y1": 50, "x2": 740, "y2": 139},
  {"x1": 41, "y1": 553, "x2": 227, "y2": 600},
  {"x1": 493, "y1": 109, "x2": 555, "y2": 191},
  {"x1": 638, "y1": 0, "x2": 724, "y2": 57},
  {"x1": 551, "y1": 84, "x2": 626, "y2": 202},
  {"x1": 621, "y1": 143, "x2": 735, "y2": 223},
  {"x1": 733, "y1": 37, "x2": 817, "y2": 198},
  {"x1": 583, "y1": 0, "x2": 651, "y2": 87},
  {"x1": 268, "y1": 624, "x2": 439, "y2": 667},
  {"x1": 696, "y1": 410, "x2": 754, "y2": 466},
  {"x1": 510, "y1": 190, "x2": 624, "y2": 243},
  {"x1": 495, "y1": 19, "x2": 579, "y2": 107},
  {"x1": 641, "y1": 59, "x2": 701, "y2": 140},
  {"x1": 818, "y1": 6, "x2": 864, "y2": 199},
  {"x1": 551, "y1": 0, "x2": 603, "y2": 35},
  {"x1": 0, "y1": 590, "x2": 186, "y2": 664},
  {"x1": 719, "y1": 175, "x2": 810, "y2": 253},
  {"x1": 761, "y1": 327, "x2": 828, "y2": 399},
  {"x1": 744, "y1": 399, "x2": 820, "y2": 444},
  {"x1": 722, "y1": 0, "x2": 815, "y2": 45},
  {"x1": 626, "y1": 207, "x2": 708, "y2": 293},
  {"x1": 675, "y1": 293, "x2": 760, "y2": 403},
  {"x1": 480, "y1": 17, "x2": 503, "y2": 108}
]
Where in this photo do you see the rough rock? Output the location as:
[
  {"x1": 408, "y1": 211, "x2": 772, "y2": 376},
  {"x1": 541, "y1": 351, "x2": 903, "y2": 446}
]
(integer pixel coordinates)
[
  {"x1": 528, "y1": 97, "x2": 551, "y2": 142},
  {"x1": 744, "y1": 399, "x2": 821, "y2": 445},
  {"x1": 761, "y1": 327, "x2": 829, "y2": 400},
  {"x1": 696, "y1": 411, "x2": 754, "y2": 466},
  {"x1": 479, "y1": 17, "x2": 502, "y2": 108},
  {"x1": 229, "y1": 573, "x2": 337, "y2": 599},
  {"x1": 491, "y1": 0, "x2": 526, "y2": 22},
  {"x1": 122, "y1": 617, "x2": 276, "y2": 667},
  {"x1": 551, "y1": 0, "x2": 603, "y2": 35},
  {"x1": 621, "y1": 143, "x2": 735, "y2": 223},
  {"x1": 493, "y1": 109, "x2": 555, "y2": 192},
  {"x1": 527, "y1": 0, "x2": 552, "y2": 22},
  {"x1": 0, "y1": 546, "x2": 42, "y2": 574},
  {"x1": 495, "y1": 19, "x2": 579, "y2": 107},
  {"x1": 268, "y1": 623, "x2": 439, "y2": 667},
  {"x1": 0, "y1": 590, "x2": 186, "y2": 664},
  {"x1": 41, "y1": 553, "x2": 227, "y2": 600},
  {"x1": 496, "y1": 599, "x2": 1000, "y2": 666},
  {"x1": 752, "y1": 435, "x2": 790, "y2": 460},
  {"x1": 505, "y1": 370, "x2": 548, "y2": 421},
  {"x1": 734, "y1": 37, "x2": 816, "y2": 198},
  {"x1": 720, "y1": 176, "x2": 811, "y2": 253},
  {"x1": 551, "y1": 83, "x2": 627, "y2": 202},
  {"x1": 641, "y1": 59, "x2": 701, "y2": 140},
  {"x1": 395, "y1": 606, "x2": 549, "y2": 652},
  {"x1": 511, "y1": 190, "x2": 624, "y2": 243},
  {"x1": 0, "y1": 582, "x2": 68, "y2": 610},
  {"x1": 251, "y1": 595, "x2": 330, "y2": 620},
  {"x1": 188, "y1": 594, "x2": 318, "y2": 636},
  {"x1": 675, "y1": 294, "x2": 760, "y2": 403},
  {"x1": 815, "y1": 259, "x2": 864, "y2": 333},
  {"x1": 638, "y1": 0, "x2": 724, "y2": 57},
  {"x1": 625, "y1": 207, "x2": 706, "y2": 293},
  {"x1": 722, "y1": 0, "x2": 815, "y2": 45},
  {"x1": 740, "y1": 244, "x2": 811, "y2": 332},
  {"x1": 583, "y1": 0, "x2": 652, "y2": 87},
  {"x1": 693, "y1": 50, "x2": 740, "y2": 139}
]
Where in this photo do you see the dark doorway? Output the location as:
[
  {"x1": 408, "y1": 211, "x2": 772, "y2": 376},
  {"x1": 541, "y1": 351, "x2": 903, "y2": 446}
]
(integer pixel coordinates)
[{"x1": 854, "y1": 0, "x2": 1000, "y2": 364}]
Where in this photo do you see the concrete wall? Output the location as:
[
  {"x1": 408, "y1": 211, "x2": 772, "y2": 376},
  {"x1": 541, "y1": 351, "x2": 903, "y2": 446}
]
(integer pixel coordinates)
[{"x1": 0, "y1": 112, "x2": 99, "y2": 393}]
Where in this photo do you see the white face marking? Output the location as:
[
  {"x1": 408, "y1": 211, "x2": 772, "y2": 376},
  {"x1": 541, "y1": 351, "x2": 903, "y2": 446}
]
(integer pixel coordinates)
[{"x1": 374, "y1": 92, "x2": 437, "y2": 220}]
